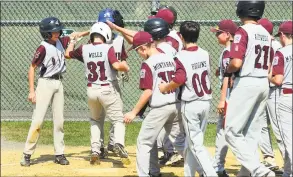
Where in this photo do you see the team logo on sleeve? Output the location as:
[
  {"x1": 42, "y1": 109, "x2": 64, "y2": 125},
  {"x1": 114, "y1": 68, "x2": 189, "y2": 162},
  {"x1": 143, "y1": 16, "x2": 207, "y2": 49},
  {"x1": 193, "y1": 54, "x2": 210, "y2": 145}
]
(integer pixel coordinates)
[
  {"x1": 140, "y1": 69, "x2": 146, "y2": 78},
  {"x1": 34, "y1": 51, "x2": 40, "y2": 59},
  {"x1": 234, "y1": 34, "x2": 242, "y2": 43},
  {"x1": 272, "y1": 56, "x2": 279, "y2": 66}
]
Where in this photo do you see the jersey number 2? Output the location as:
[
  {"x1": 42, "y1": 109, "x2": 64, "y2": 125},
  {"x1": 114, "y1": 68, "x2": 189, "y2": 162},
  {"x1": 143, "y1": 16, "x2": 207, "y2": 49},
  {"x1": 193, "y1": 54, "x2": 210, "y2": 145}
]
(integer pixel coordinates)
[
  {"x1": 255, "y1": 45, "x2": 269, "y2": 70},
  {"x1": 87, "y1": 61, "x2": 107, "y2": 82},
  {"x1": 192, "y1": 70, "x2": 212, "y2": 97}
]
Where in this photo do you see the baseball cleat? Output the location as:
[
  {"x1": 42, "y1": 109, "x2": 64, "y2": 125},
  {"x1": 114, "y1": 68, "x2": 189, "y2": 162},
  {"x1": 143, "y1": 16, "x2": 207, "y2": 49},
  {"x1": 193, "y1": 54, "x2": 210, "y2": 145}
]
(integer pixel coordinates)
[
  {"x1": 107, "y1": 144, "x2": 114, "y2": 153},
  {"x1": 165, "y1": 153, "x2": 183, "y2": 166},
  {"x1": 159, "y1": 151, "x2": 175, "y2": 165},
  {"x1": 262, "y1": 157, "x2": 279, "y2": 171},
  {"x1": 217, "y1": 170, "x2": 230, "y2": 177},
  {"x1": 20, "y1": 153, "x2": 31, "y2": 167},
  {"x1": 90, "y1": 152, "x2": 100, "y2": 165},
  {"x1": 54, "y1": 154, "x2": 69, "y2": 165},
  {"x1": 113, "y1": 143, "x2": 131, "y2": 165},
  {"x1": 99, "y1": 147, "x2": 108, "y2": 159},
  {"x1": 263, "y1": 171, "x2": 275, "y2": 177},
  {"x1": 149, "y1": 173, "x2": 162, "y2": 177}
]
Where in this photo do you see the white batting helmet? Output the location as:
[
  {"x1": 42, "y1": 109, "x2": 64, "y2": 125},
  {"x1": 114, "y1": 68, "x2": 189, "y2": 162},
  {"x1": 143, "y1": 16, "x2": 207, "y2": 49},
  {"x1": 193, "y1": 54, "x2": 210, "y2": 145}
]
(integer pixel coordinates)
[{"x1": 90, "y1": 22, "x2": 112, "y2": 43}]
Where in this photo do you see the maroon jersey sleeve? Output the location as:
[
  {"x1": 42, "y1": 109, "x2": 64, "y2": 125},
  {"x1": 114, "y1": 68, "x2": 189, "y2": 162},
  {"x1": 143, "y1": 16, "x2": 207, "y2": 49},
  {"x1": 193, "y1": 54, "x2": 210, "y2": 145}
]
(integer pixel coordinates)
[
  {"x1": 165, "y1": 36, "x2": 179, "y2": 52},
  {"x1": 173, "y1": 58, "x2": 186, "y2": 84},
  {"x1": 120, "y1": 44, "x2": 128, "y2": 61},
  {"x1": 139, "y1": 63, "x2": 153, "y2": 90},
  {"x1": 272, "y1": 51, "x2": 285, "y2": 75},
  {"x1": 108, "y1": 46, "x2": 119, "y2": 65},
  {"x1": 31, "y1": 45, "x2": 46, "y2": 66},
  {"x1": 230, "y1": 28, "x2": 248, "y2": 60},
  {"x1": 60, "y1": 36, "x2": 71, "y2": 49},
  {"x1": 69, "y1": 45, "x2": 84, "y2": 62}
]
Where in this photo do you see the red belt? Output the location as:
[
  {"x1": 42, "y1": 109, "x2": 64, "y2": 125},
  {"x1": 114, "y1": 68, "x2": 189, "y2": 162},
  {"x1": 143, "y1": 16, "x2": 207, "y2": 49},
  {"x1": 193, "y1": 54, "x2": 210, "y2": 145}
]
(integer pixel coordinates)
[
  {"x1": 283, "y1": 88, "x2": 293, "y2": 94},
  {"x1": 87, "y1": 83, "x2": 110, "y2": 87}
]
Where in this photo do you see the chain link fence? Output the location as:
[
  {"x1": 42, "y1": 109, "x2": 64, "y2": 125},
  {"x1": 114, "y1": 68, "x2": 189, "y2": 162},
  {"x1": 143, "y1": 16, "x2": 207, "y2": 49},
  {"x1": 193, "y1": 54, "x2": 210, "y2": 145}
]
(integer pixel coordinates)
[{"x1": 1, "y1": 1, "x2": 292, "y2": 122}]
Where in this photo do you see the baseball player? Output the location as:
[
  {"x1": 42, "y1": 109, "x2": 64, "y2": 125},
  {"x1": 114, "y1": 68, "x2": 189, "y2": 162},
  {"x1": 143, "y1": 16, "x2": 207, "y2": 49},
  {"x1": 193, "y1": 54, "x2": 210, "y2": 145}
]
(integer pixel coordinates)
[
  {"x1": 258, "y1": 18, "x2": 283, "y2": 171},
  {"x1": 210, "y1": 19, "x2": 238, "y2": 177},
  {"x1": 152, "y1": 7, "x2": 185, "y2": 165},
  {"x1": 107, "y1": 18, "x2": 186, "y2": 162},
  {"x1": 20, "y1": 17, "x2": 88, "y2": 167},
  {"x1": 269, "y1": 20, "x2": 292, "y2": 177},
  {"x1": 224, "y1": 1, "x2": 274, "y2": 176},
  {"x1": 159, "y1": 20, "x2": 217, "y2": 177},
  {"x1": 123, "y1": 29, "x2": 183, "y2": 176},
  {"x1": 96, "y1": 8, "x2": 129, "y2": 159},
  {"x1": 64, "y1": 22, "x2": 130, "y2": 165}
]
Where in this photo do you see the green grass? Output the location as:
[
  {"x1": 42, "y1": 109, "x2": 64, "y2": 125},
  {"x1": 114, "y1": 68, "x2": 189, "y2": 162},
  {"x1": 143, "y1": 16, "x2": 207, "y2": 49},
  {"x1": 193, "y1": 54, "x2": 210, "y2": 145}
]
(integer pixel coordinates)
[{"x1": 1, "y1": 121, "x2": 279, "y2": 148}]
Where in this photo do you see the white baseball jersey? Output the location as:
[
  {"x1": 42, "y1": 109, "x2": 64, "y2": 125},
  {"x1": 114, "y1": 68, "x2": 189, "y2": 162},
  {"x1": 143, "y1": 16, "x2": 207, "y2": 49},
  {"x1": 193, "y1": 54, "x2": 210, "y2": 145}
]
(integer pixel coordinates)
[
  {"x1": 234, "y1": 24, "x2": 272, "y2": 77},
  {"x1": 82, "y1": 44, "x2": 117, "y2": 85},
  {"x1": 157, "y1": 42, "x2": 177, "y2": 58},
  {"x1": 112, "y1": 34, "x2": 124, "y2": 59},
  {"x1": 272, "y1": 44, "x2": 292, "y2": 89},
  {"x1": 168, "y1": 30, "x2": 184, "y2": 51},
  {"x1": 177, "y1": 47, "x2": 212, "y2": 101},
  {"x1": 141, "y1": 53, "x2": 178, "y2": 107},
  {"x1": 218, "y1": 46, "x2": 231, "y2": 86},
  {"x1": 269, "y1": 39, "x2": 282, "y2": 87},
  {"x1": 39, "y1": 40, "x2": 66, "y2": 77}
]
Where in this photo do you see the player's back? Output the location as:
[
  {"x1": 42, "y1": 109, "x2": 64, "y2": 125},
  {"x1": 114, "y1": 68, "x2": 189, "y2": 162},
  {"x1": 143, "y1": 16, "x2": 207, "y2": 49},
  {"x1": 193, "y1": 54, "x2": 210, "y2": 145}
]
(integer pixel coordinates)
[
  {"x1": 167, "y1": 30, "x2": 184, "y2": 51},
  {"x1": 177, "y1": 46, "x2": 212, "y2": 101},
  {"x1": 237, "y1": 24, "x2": 272, "y2": 77},
  {"x1": 82, "y1": 43, "x2": 117, "y2": 85},
  {"x1": 112, "y1": 34, "x2": 124, "y2": 59},
  {"x1": 144, "y1": 53, "x2": 177, "y2": 107},
  {"x1": 157, "y1": 42, "x2": 177, "y2": 58},
  {"x1": 276, "y1": 45, "x2": 292, "y2": 89}
]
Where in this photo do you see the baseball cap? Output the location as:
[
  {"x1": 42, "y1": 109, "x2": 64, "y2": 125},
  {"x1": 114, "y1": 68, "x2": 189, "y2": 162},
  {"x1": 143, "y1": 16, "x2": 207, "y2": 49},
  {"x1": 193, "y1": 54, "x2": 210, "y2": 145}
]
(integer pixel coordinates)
[
  {"x1": 128, "y1": 31, "x2": 153, "y2": 51},
  {"x1": 258, "y1": 18, "x2": 273, "y2": 34},
  {"x1": 275, "y1": 21, "x2": 293, "y2": 37},
  {"x1": 155, "y1": 9, "x2": 175, "y2": 25},
  {"x1": 210, "y1": 19, "x2": 238, "y2": 35}
]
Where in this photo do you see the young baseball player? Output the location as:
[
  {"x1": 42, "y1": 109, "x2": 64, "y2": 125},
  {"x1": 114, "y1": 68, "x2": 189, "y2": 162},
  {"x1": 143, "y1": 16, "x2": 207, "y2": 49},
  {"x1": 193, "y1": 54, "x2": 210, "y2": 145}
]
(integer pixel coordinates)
[
  {"x1": 225, "y1": 1, "x2": 274, "y2": 176},
  {"x1": 258, "y1": 18, "x2": 283, "y2": 171},
  {"x1": 210, "y1": 19, "x2": 238, "y2": 177},
  {"x1": 64, "y1": 22, "x2": 130, "y2": 165},
  {"x1": 159, "y1": 20, "x2": 217, "y2": 177},
  {"x1": 269, "y1": 20, "x2": 292, "y2": 177},
  {"x1": 96, "y1": 8, "x2": 129, "y2": 159},
  {"x1": 107, "y1": 17, "x2": 186, "y2": 165},
  {"x1": 20, "y1": 17, "x2": 88, "y2": 167},
  {"x1": 123, "y1": 30, "x2": 181, "y2": 177}
]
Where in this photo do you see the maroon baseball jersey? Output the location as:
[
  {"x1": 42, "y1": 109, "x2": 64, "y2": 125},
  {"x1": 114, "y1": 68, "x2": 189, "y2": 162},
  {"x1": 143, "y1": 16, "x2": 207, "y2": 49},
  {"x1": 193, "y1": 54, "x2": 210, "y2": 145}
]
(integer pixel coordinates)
[
  {"x1": 230, "y1": 24, "x2": 272, "y2": 77},
  {"x1": 139, "y1": 53, "x2": 177, "y2": 107},
  {"x1": 31, "y1": 36, "x2": 70, "y2": 77},
  {"x1": 174, "y1": 46, "x2": 212, "y2": 101},
  {"x1": 272, "y1": 44, "x2": 292, "y2": 89},
  {"x1": 69, "y1": 42, "x2": 119, "y2": 85}
]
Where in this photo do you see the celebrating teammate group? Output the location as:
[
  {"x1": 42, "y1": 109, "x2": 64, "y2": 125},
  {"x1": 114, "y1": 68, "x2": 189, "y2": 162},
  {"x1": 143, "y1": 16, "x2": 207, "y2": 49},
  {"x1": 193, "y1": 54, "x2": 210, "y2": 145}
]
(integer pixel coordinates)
[{"x1": 20, "y1": 1, "x2": 292, "y2": 177}]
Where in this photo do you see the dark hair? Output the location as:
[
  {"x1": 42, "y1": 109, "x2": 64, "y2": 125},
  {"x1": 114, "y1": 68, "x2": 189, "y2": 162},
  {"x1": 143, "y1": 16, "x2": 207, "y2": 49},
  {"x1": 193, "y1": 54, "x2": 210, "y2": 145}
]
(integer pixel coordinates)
[
  {"x1": 90, "y1": 33, "x2": 106, "y2": 43},
  {"x1": 180, "y1": 21, "x2": 200, "y2": 43},
  {"x1": 284, "y1": 33, "x2": 293, "y2": 39}
]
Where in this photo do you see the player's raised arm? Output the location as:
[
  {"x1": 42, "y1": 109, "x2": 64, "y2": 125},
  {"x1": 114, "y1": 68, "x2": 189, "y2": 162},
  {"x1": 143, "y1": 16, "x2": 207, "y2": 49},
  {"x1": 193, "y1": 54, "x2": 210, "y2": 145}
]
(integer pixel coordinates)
[{"x1": 106, "y1": 20, "x2": 137, "y2": 44}]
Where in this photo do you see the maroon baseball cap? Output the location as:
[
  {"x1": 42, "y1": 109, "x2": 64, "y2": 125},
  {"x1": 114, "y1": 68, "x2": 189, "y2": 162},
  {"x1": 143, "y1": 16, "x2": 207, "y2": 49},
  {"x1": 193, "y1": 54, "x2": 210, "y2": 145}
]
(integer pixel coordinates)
[
  {"x1": 210, "y1": 19, "x2": 238, "y2": 35},
  {"x1": 155, "y1": 9, "x2": 174, "y2": 25},
  {"x1": 128, "y1": 31, "x2": 153, "y2": 51},
  {"x1": 258, "y1": 18, "x2": 274, "y2": 34},
  {"x1": 275, "y1": 21, "x2": 293, "y2": 37}
]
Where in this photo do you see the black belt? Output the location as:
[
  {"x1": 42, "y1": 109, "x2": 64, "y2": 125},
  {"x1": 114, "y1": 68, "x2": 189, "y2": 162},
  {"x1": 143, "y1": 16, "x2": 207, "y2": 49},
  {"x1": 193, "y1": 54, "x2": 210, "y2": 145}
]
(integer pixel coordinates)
[{"x1": 45, "y1": 74, "x2": 63, "y2": 80}]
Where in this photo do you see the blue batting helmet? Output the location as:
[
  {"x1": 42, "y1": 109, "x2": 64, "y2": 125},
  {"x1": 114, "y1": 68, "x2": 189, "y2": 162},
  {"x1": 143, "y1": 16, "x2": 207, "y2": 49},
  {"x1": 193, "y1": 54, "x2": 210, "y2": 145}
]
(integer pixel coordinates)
[{"x1": 97, "y1": 8, "x2": 115, "y2": 23}]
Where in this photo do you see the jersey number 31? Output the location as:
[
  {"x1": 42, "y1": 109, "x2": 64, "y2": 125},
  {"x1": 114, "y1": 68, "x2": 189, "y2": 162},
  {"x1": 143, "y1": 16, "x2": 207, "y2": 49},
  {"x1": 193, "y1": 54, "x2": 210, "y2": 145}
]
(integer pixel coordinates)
[{"x1": 87, "y1": 61, "x2": 107, "y2": 82}]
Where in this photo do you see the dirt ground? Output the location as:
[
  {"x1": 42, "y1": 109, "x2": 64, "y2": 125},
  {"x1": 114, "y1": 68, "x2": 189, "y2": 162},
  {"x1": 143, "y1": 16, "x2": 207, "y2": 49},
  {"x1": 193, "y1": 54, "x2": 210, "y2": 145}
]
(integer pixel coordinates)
[{"x1": 1, "y1": 138, "x2": 284, "y2": 177}]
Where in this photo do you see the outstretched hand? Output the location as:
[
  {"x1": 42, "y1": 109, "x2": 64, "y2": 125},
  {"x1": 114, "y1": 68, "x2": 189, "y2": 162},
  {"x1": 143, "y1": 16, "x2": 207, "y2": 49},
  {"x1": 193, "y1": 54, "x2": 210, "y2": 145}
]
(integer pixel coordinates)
[{"x1": 106, "y1": 20, "x2": 118, "y2": 31}]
